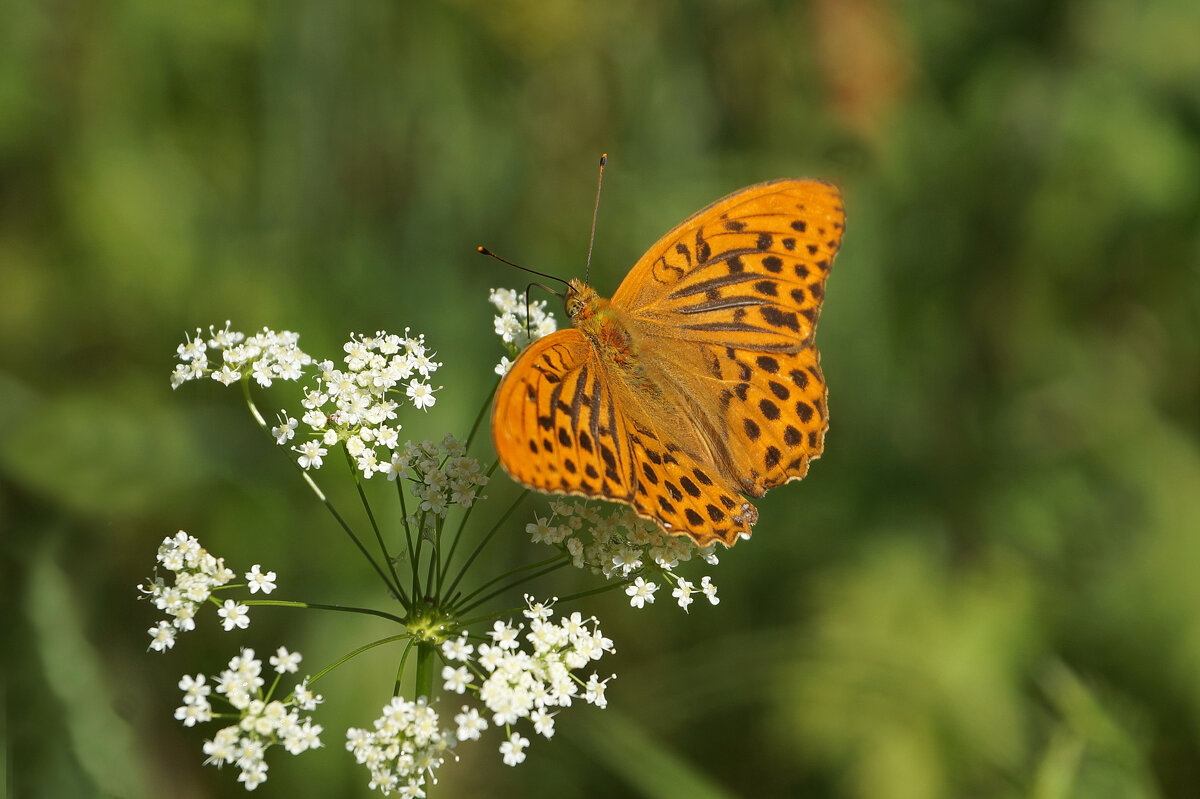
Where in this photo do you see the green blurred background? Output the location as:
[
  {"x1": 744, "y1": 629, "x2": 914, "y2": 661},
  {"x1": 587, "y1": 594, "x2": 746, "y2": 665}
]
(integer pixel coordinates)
[{"x1": 3, "y1": 0, "x2": 1199, "y2": 797}]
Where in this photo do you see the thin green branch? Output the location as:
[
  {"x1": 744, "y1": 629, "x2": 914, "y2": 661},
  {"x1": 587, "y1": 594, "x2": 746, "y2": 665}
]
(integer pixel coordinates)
[
  {"x1": 239, "y1": 381, "x2": 397, "y2": 595},
  {"x1": 306, "y1": 632, "x2": 412, "y2": 687},
  {"x1": 456, "y1": 580, "x2": 626, "y2": 627},
  {"x1": 449, "y1": 552, "x2": 567, "y2": 612},
  {"x1": 394, "y1": 639, "x2": 415, "y2": 697},
  {"x1": 397, "y1": 477, "x2": 418, "y2": 590},
  {"x1": 425, "y1": 515, "x2": 443, "y2": 599},
  {"x1": 345, "y1": 447, "x2": 405, "y2": 603},
  {"x1": 454, "y1": 560, "x2": 570, "y2": 615},
  {"x1": 241, "y1": 598, "x2": 405, "y2": 624},
  {"x1": 438, "y1": 459, "x2": 502, "y2": 597},
  {"x1": 442, "y1": 489, "x2": 530, "y2": 601}
]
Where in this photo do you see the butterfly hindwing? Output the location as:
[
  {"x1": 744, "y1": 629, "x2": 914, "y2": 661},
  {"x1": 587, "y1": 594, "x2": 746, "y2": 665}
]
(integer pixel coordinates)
[
  {"x1": 710, "y1": 344, "x2": 828, "y2": 493},
  {"x1": 622, "y1": 420, "x2": 758, "y2": 545}
]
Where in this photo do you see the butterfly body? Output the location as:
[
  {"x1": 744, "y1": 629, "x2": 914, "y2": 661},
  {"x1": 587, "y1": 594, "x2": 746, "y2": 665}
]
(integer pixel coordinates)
[
  {"x1": 567, "y1": 279, "x2": 652, "y2": 390},
  {"x1": 493, "y1": 179, "x2": 845, "y2": 547}
]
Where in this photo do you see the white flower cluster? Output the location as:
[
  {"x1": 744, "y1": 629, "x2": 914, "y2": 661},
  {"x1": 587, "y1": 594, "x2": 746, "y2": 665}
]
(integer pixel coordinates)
[
  {"x1": 272, "y1": 330, "x2": 441, "y2": 477},
  {"x1": 171, "y1": 322, "x2": 311, "y2": 389},
  {"x1": 183, "y1": 647, "x2": 323, "y2": 791},
  {"x1": 439, "y1": 596, "x2": 615, "y2": 767},
  {"x1": 526, "y1": 501, "x2": 721, "y2": 612},
  {"x1": 139, "y1": 532, "x2": 277, "y2": 651},
  {"x1": 346, "y1": 696, "x2": 456, "y2": 797},
  {"x1": 390, "y1": 435, "x2": 489, "y2": 521},
  {"x1": 490, "y1": 288, "x2": 558, "y2": 375}
]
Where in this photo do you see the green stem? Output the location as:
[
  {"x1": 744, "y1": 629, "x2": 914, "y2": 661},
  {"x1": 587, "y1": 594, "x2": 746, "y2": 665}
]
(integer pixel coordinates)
[
  {"x1": 414, "y1": 641, "x2": 437, "y2": 701},
  {"x1": 345, "y1": 447, "x2": 405, "y2": 604},
  {"x1": 442, "y1": 490, "x2": 529, "y2": 600}
]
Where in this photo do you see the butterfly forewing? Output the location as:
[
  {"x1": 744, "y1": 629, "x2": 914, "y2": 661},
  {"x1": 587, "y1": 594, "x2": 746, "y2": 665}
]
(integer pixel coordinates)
[
  {"x1": 492, "y1": 331, "x2": 636, "y2": 501},
  {"x1": 611, "y1": 180, "x2": 843, "y2": 353}
]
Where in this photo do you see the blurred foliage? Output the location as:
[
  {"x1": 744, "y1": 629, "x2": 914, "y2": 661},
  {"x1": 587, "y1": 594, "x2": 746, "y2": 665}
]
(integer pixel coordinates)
[{"x1": 2, "y1": 0, "x2": 1199, "y2": 797}]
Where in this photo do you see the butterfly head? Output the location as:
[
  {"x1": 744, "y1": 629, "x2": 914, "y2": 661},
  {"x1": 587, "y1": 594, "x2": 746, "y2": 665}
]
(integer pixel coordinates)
[{"x1": 564, "y1": 278, "x2": 599, "y2": 322}]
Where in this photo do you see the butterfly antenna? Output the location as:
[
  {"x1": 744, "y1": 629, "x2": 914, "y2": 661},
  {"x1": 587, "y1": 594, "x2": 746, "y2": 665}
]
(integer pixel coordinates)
[
  {"x1": 476, "y1": 246, "x2": 570, "y2": 294},
  {"x1": 584, "y1": 153, "x2": 607, "y2": 286},
  {"x1": 476, "y1": 246, "x2": 569, "y2": 341}
]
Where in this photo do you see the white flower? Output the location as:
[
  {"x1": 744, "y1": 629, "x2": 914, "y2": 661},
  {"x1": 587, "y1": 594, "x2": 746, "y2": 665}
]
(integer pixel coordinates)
[
  {"x1": 175, "y1": 700, "x2": 213, "y2": 727},
  {"x1": 625, "y1": 576, "x2": 657, "y2": 609},
  {"x1": 293, "y1": 440, "x2": 327, "y2": 470},
  {"x1": 147, "y1": 621, "x2": 177, "y2": 652},
  {"x1": 499, "y1": 732, "x2": 530, "y2": 766},
  {"x1": 454, "y1": 706, "x2": 488, "y2": 741},
  {"x1": 246, "y1": 565, "x2": 277, "y2": 594},
  {"x1": 701, "y1": 576, "x2": 720, "y2": 605},
  {"x1": 441, "y1": 637, "x2": 474, "y2": 662},
  {"x1": 489, "y1": 620, "x2": 523, "y2": 650},
  {"x1": 526, "y1": 516, "x2": 555, "y2": 544},
  {"x1": 523, "y1": 503, "x2": 719, "y2": 615},
  {"x1": 218, "y1": 599, "x2": 251, "y2": 631},
  {"x1": 390, "y1": 436, "x2": 488, "y2": 519},
  {"x1": 139, "y1": 532, "x2": 240, "y2": 642},
  {"x1": 584, "y1": 673, "x2": 614, "y2": 708},
  {"x1": 179, "y1": 673, "x2": 211, "y2": 702},
  {"x1": 442, "y1": 665, "x2": 472, "y2": 694},
  {"x1": 406, "y1": 379, "x2": 436, "y2": 410},
  {"x1": 272, "y1": 414, "x2": 298, "y2": 444},
  {"x1": 269, "y1": 646, "x2": 302, "y2": 674},
  {"x1": 672, "y1": 579, "x2": 695, "y2": 612},
  {"x1": 530, "y1": 709, "x2": 556, "y2": 738},
  {"x1": 611, "y1": 545, "x2": 643, "y2": 575}
]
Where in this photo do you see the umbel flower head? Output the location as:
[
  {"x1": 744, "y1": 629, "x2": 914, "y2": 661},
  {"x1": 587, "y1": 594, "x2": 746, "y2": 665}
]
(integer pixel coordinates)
[
  {"x1": 489, "y1": 287, "x2": 557, "y2": 375},
  {"x1": 171, "y1": 322, "x2": 310, "y2": 389},
  {"x1": 154, "y1": 297, "x2": 732, "y2": 796},
  {"x1": 183, "y1": 647, "x2": 324, "y2": 791},
  {"x1": 525, "y1": 500, "x2": 721, "y2": 612},
  {"x1": 138, "y1": 531, "x2": 271, "y2": 652},
  {"x1": 279, "y1": 330, "x2": 442, "y2": 478},
  {"x1": 345, "y1": 595, "x2": 616, "y2": 794}
]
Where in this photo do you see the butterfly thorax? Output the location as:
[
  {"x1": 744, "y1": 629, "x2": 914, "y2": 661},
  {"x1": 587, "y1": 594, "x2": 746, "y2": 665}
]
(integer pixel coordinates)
[{"x1": 565, "y1": 278, "x2": 649, "y2": 386}]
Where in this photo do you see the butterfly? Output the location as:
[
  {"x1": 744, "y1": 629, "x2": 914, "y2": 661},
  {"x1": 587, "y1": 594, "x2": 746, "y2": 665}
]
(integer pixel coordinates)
[{"x1": 492, "y1": 179, "x2": 845, "y2": 547}]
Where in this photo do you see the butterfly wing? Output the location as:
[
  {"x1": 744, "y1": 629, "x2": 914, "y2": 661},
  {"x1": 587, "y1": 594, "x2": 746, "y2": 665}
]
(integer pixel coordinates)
[
  {"x1": 492, "y1": 329, "x2": 636, "y2": 501},
  {"x1": 493, "y1": 329, "x2": 759, "y2": 546},
  {"x1": 611, "y1": 179, "x2": 845, "y2": 495}
]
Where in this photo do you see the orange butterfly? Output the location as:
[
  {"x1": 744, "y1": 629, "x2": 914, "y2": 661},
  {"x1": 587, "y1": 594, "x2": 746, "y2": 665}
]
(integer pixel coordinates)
[{"x1": 492, "y1": 179, "x2": 845, "y2": 547}]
